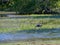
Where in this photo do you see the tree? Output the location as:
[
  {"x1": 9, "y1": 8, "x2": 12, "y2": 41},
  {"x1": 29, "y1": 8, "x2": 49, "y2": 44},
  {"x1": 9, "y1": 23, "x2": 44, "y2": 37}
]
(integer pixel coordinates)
[
  {"x1": 13, "y1": 0, "x2": 59, "y2": 14},
  {"x1": 0, "y1": 0, "x2": 60, "y2": 14}
]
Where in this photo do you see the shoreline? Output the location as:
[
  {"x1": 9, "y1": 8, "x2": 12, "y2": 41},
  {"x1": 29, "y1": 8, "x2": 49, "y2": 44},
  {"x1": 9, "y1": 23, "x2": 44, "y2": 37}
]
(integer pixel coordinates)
[{"x1": 0, "y1": 38, "x2": 60, "y2": 45}]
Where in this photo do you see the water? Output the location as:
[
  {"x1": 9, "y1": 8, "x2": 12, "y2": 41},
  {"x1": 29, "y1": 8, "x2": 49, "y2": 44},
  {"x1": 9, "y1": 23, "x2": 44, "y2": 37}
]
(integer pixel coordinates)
[
  {"x1": 0, "y1": 15, "x2": 60, "y2": 19},
  {"x1": 0, "y1": 28, "x2": 60, "y2": 42}
]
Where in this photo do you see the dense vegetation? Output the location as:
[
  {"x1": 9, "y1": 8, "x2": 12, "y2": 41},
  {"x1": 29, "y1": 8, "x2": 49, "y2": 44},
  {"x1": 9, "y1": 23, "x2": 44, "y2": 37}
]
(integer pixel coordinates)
[{"x1": 0, "y1": 0, "x2": 60, "y2": 14}]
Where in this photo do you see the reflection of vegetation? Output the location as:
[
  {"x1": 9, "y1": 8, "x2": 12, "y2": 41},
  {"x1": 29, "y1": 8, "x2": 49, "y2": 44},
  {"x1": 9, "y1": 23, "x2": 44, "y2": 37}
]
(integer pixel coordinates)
[{"x1": 0, "y1": 16, "x2": 60, "y2": 32}]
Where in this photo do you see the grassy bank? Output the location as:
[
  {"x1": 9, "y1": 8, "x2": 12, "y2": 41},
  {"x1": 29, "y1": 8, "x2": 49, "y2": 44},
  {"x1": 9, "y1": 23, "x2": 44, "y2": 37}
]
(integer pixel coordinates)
[
  {"x1": 0, "y1": 18, "x2": 60, "y2": 32},
  {"x1": 0, "y1": 39, "x2": 60, "y2": 45}
]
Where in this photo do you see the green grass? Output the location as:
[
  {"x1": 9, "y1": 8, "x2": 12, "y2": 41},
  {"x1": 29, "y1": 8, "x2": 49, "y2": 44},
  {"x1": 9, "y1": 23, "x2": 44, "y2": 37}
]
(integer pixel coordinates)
[
  {"x1": 0, "y1": 16, "x2": 60, "y2": 45},
  {"x1": 0, "y1": 18, "x2": 60, "y2": 33}
]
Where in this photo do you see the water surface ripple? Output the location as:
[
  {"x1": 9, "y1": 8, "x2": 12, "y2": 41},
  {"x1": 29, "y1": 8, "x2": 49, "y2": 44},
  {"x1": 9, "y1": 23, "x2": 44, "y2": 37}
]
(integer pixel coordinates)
[{"x1": 0, "y1": 28, "x2": 60, "y2": 42}]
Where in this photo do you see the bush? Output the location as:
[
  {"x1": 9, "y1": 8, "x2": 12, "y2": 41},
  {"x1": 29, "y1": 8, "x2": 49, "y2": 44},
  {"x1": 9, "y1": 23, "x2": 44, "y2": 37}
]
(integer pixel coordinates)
[{"x1": 0, "y1": 0, "x2": 60, "y2": 14}]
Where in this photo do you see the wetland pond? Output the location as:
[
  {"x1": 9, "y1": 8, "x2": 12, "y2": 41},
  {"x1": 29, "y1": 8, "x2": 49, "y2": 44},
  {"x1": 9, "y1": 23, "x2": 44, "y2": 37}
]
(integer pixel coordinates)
[{"x1": 0, "y1": 15, "x2": 60, "y2": 43}]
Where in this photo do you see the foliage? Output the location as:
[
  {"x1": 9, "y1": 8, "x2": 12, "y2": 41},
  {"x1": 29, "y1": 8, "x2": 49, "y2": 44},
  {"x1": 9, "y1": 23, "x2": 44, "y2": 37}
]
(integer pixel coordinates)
[{"x1": 0, "y1": 0, "x2": 60, "y2": 14}]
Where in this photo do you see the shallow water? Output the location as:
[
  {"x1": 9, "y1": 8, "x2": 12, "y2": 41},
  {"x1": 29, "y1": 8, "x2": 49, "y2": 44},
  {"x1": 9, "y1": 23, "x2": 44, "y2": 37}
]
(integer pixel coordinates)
[
  {"x1": 0, "y1": 15, "x2": 60, "y2": 19},
  {"x1": 0, "y1": 28, "x2": 60, "y2": 42}
]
